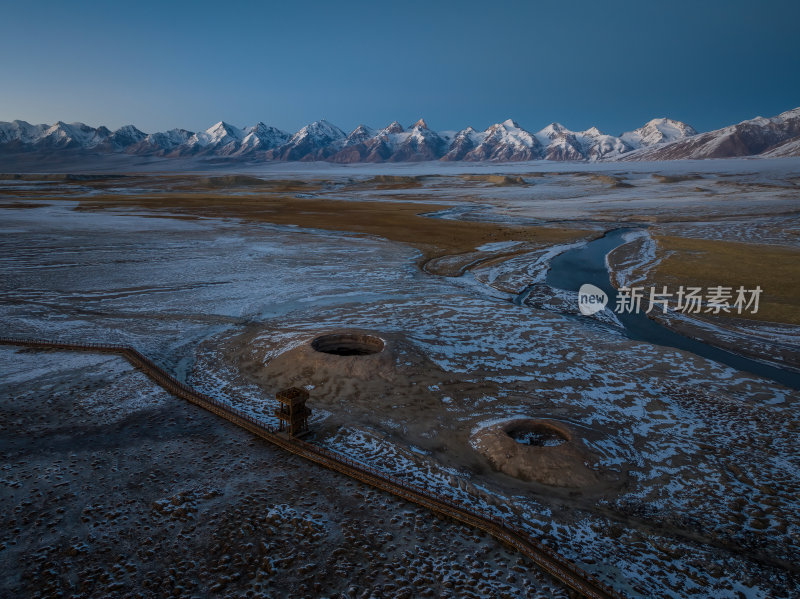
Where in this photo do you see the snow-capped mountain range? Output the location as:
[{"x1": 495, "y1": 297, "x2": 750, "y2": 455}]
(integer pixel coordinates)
[
  {"x1": 1, "y1": 108, "x2": 798, "y2": 163},
  {"x1": 620, "y1": 107, "x2": 800, "y2": 161}
]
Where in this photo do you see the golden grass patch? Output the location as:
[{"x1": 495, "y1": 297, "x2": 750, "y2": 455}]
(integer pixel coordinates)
[
  {"x1": 76, "y1": 192, "x2": 590, "y2": 265},
  {"x1": 652, "y1": 235, "x2": 800, "y2": 324},
  {"x1": 459, "y1": 174, "x2": 527, "y2": 186}
]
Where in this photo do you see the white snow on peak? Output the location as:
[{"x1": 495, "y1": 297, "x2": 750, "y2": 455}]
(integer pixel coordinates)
[
  {"x1": 526, "y1": 121, "x2": 634, "y2": 161},
  {"x1": 736, "y1": 108, "x2": 800, "y2": 128},
  {"x1": 0, "y1": 120, "x2": 49, "y2": 144},
  {"x1": 537, "y1": 123, "x2": 569, "y2": 140},
  {"x1": 189, "y1": 121, "x2": 244, "y2": 147},
  {"x1": 290, "y1": 119, "x2": 346, "y2": 144},
  {"x1": 376, "y1": 121, "x2": 404, "y2": 139},
  {"x1": 304, "y1": 120, "x2": 345, "y2": 137},
  {"x1": 581, "y1": 126, "x2": 604, "y2": 138},
  {"x1": 4, "y1": 108, "x2": 795, "y2": 161},
  {"x1": 113, "y1": 124, "x2": 144, "y2": 136},
  {"x1": 621, "y1": 118, "x2": 697, "y2": 148},
  {"x1": 454, "y1": 126, "x2": 483, "y2": 143},
  {"x1": 776, "y1": 107, "x2": 800, "y2": 121},
  {"x1": 458, "y1": 120, "x2": 543, "y2": 160},
  {"x1": 582, "y1": 133, "x2": 631, "y2": 161},
  {"x1": 349, "y1": 124, "x2": 375, "y2": 136},
  {"x1": 145, "y1": 128, "x2": 193, "y2": 148},
  {"x1": 488, "y1": 120, "x2": 537, "y2": 148},
  {"x1": 341, "y1": 124, "x2": 375, "y2": 148},
  {"x1": 239, "y1": 122, "x2": 289, "y2": 152},
  {"x1": 437, "y1": 130, "x2": 458, "y2": 143},
  {"x1": 36, "y1": 121, "x2": 110, "y2": 148},
  {"x1": 762, "y1": 136, "x2": 800, "y2": 157}
]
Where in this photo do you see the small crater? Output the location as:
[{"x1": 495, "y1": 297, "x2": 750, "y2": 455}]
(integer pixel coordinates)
[
  {"x1": 311, "y1": 333, "x2": 385, "y2": 356},
  {"x1": 508, "y1": 424, "x2": 566, "y2": 447}
]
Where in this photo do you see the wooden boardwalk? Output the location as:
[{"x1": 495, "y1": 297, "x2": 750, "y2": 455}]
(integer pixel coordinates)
[{"x1": 0, "y1": 336, "x2": 625, "y2": 599}]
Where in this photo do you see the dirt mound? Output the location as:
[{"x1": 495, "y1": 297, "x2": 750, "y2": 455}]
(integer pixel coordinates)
[
  {"x1": 198, "y1": 175, "x2": 270, "y2": 187},
  {"x1": 461, "y1": 174, "x2": 527, "y2": 186},
  {"x1": 254, "y1": 329, "x2": 397, "y2": 395},
  {"x1": 471, "y1": 418, "x2": 599, "y2": 488}
]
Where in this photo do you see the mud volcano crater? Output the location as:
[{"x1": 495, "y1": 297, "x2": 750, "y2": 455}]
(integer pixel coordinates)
[
  {"x1": 256, "y1": 329, "x2": 397, "y2": 397},
  {"x1": 507, "y1": 421, "x2": 567, "y2": 447},
  {"x1": 311, "y1": 333, "x2": 384, "y2": 356},
  {"x1": 471, "y1": 418, "x2": 599, "y2": 488}
]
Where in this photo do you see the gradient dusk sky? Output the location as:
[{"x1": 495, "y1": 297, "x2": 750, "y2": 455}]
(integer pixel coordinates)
[{"x1": 1, "y1": 0, "x2": 798, "y2": 135}]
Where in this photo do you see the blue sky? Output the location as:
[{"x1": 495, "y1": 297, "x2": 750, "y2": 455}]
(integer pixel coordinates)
[{"x1": 1, "y1": 0, "x2": 798, "y2": 135}]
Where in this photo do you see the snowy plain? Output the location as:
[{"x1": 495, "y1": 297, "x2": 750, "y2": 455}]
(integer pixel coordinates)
[{"x1": 1, "y1": 160, "x2": 798, "y2": 598}]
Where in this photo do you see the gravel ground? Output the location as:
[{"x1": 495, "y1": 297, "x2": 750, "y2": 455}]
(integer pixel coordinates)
[{"x1": 0, "y1": 347, "x2": 567, "y2": 599}]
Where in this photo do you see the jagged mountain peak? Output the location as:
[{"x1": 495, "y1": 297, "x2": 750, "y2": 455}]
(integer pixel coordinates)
[
  {"x1": 537, "y1": 122, "x2": 571, "y2": 139},
  {"x1": 3, "y1": 107, "x2": 798, "y2": 162},
  {"x1": 206, "y1": 121, "x2": 243, "y2": 136},
  {"x1": 46, "y1": 121, "x2": 85, "y2": 134},
  {"x1": 244, "y1": 122, "x2": 287, "y2": 136},
  {"x1": 299, "y1": 119, "x2": 345, "y2": 136},
  {"x1": 388, "y1": 123, "x2": 444, "y2": 161},
  {"x1": 267, "y1": 119, "x2": 346, "y2": 161},
  {"x1": 485, "y1": 119, "x2": 536, "y2": 141},
  {"x1": 621, "y1": 118, "x2": 697, "y2": 148},
  {"x1": 0, "y1": 120, "x2": 46, "y2": 144},
  {"x1": 107, "y1": 125, "x2": 146, "y2": 147},
  {"x1": 342, "y1": 124, "x2": 375, "y2": 147},
  {"x1": 643, "y1": 117, "x2": 691, "y2": 127},
  {"x1": 581, "y1": 126, "x2": 604, "y2": 137},
  {"x1": 499, "y1": 118, "x2": 521, "y2": 129},
  {"x1": 348, "y1": 124, "x2": 374, "y2": 137},
  {"x1": 451, "y1": 126, "x2": 480, "y2": 141},
  {"x1": 776, "y1": 107, "x2": 800, "y2": 120},
  {"x1": 35, "y1": 121, "x2": 107, "y2": 148},
  {"x1": 379, "y1": 121, "x2": 404, "y2": 136},
  {"x1": 237, "y1": 123, "x2": 289, "y2": 155},
  {"x1": 623, "y1": 107, "x2": 800, "y2": 161},
  {"x1": 463, "y1": 119, "x2": 542, "y2": 161},
  {"x1": 114, "y1": 124, "x2": 144, "y2": 135},
  {"x1": 185, "y1": 121, "x2": 244, "y2": 151},
  {"x1": 441, "y1": 126, "x2": 485, "y2": 161}
]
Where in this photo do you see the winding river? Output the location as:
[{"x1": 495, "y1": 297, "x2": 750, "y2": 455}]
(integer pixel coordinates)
[{"x1": 544, "y1": 228, "x2": 800, "y2": 391}]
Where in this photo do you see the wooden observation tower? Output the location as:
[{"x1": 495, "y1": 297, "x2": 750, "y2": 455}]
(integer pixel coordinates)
[{"x1": 274, "y1": 387, "x2": 311, "y2": 436}]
